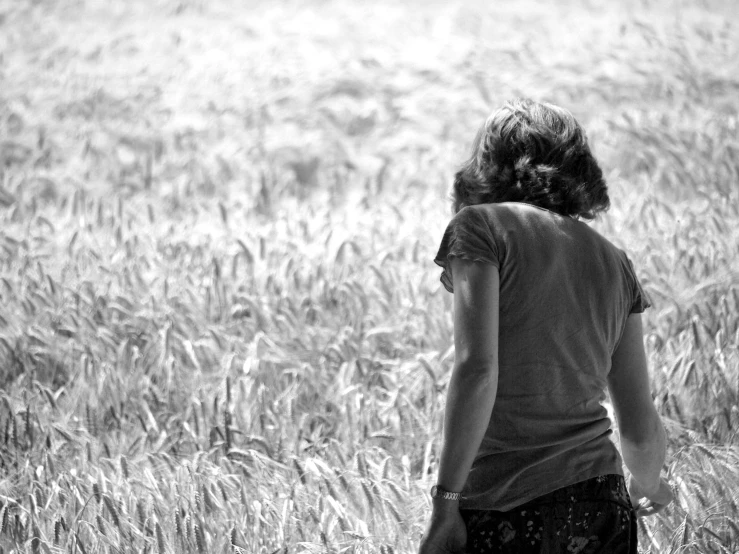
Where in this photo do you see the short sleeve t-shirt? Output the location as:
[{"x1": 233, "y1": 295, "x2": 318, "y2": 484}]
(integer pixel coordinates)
[{"x1": 434, "y1": 201, "x2": 651, "y2": 511}]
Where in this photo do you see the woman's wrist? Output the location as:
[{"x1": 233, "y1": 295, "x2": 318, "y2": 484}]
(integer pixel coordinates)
[
  {"x1": 431, "y1": 497, "x2": 461, "y2": 514},
  {"x1": 629, "y1": 473, "x2": 659, "y2": 498}
]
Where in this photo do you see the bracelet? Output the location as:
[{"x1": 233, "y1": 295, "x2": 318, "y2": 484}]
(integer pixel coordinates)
[{"x1": 430, "y1": 485, "x2": 462, "y2": 501}]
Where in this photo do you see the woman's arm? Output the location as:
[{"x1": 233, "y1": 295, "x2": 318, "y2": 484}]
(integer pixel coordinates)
[
  {"x1": 437, "y1": 258, "x2": 500, "y2": 493},
  {"x1": 419, "y1": 258, "x2": 499, "y2": 554},
  {"x1": 608, "y1": 313, "x2": 672, "y2": 515}
]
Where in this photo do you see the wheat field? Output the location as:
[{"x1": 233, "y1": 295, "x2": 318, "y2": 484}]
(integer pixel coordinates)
[{"x1": 0, "y1": 0, "x2": 738, "y2": 552}]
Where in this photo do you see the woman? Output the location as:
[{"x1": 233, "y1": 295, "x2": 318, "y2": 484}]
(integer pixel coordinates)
[{"x1": 420, "y1": 99, "x2": 673, "y2": 554}]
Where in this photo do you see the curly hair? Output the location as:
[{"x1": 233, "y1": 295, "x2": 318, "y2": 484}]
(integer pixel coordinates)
[{"x1": 451, "y1": 98, "x2": 610, "y2": 219}]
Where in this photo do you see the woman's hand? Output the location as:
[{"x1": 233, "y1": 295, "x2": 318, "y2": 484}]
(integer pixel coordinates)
[
  {"x1": 418, "y1": 503, "x2": 467, "y2": 554},
  {"x1": 628, "y1": 475, "x2": 674, "y2": 517}
]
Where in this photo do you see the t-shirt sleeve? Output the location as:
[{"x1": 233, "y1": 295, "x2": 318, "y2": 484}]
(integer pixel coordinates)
[
  {"x1": 625, "y1": 256, "x2": 652, "y2": 313},
  {"x1": 433, "y1": 206, "x2": 500, "y2": 293}
]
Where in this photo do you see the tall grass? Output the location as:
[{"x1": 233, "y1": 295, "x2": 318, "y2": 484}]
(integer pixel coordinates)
[{"x1": 0, "y1": 0, "x2": 738, "y2": 552}]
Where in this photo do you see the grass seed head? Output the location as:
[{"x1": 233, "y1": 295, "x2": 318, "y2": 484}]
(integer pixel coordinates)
[
  {"x1": 216, "y1": 479, "x2": 230, "y2": 502},
  {"x1": 103, "y1": 495, "x2": 121, "y2": 529},
  {"x1": 156, "y1": 520, "x2": 166, "y2": 554},
  {"x1": 96, "y1": 514, "x2": 106, "y2": 536},
  {"x1": 202, "y1": 484, "x2": 215, "y2": 513},
  {"x1": 194, "y1": 520, "x2": 205, "y2": 553},
  {"x1": 45, "y1": 451, "x2": 55, "y2": 477},
  {"x1": 0, "y1": 502, "x2": 8, "y2": 534},
  {"x1": 136, "y1": 500, "x2": 147, "y2": 530},
  {"x1": 360, "y1": 479, "x2": 376, "y2": 511},
  {"x1": 120, "y1": 455, "x2": 129, "y2": 479},
  {"x1": 54, "y1": 518, "x2": 63, "y2": 544},
  {"x1": 174, "y1": 510, "x2": 183, "y2": 540}
]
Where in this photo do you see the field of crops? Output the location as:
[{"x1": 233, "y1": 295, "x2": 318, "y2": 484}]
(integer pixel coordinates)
[{"x1": 1, "y1": 0, "x2": 738, "y2": 552}]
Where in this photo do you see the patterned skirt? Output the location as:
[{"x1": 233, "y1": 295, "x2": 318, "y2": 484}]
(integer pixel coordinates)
[{"x1": 460, "y1": 474, "x2": 637, "y2": 554}]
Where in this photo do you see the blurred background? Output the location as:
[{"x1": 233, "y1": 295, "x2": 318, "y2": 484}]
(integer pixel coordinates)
[{"x1": 2, "y1": 0, "x2": 736, "y2": 214}]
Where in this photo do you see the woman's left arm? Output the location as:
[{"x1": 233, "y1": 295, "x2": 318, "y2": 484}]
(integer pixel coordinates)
[{"x1": 419, "y1": 259, "x2": 500, "y2": 554}]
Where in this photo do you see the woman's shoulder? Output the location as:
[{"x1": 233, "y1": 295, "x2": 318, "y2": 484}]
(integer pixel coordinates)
[
  {"x1": 455, "y1": 201, "x2": 539, "y2": 221},
  {"x1": 461, "y1": 201, "x2": 563, "y2": 218},
  {"x1": 457, "y1": 202, "x2": 566, "y2": 233},
  {"x1": 454, "y1": 203, "x2": 624, "y2": 251}
]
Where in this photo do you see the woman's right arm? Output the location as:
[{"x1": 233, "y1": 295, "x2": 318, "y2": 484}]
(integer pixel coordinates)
[{"x1": 608, "y1": 313, "x2": 672, "y2": 514}]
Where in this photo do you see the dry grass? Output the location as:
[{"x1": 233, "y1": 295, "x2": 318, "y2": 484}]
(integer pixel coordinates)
[{"x1": 0, "y1": 0, "x2": 738, "y2": 552}]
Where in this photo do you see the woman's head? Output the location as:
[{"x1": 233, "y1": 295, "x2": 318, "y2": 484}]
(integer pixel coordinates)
[{"x1": 451, "y1": 98, "x2": 609, "y2": 219}]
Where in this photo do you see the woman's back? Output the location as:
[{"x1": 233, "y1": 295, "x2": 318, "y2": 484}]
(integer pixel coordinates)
[
  {"x1": 434, "y1": 201, "x2": 650, "y2": 510},
  {"x1": 420, "y1": 99, "x2": 671, "y2": 554}
]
